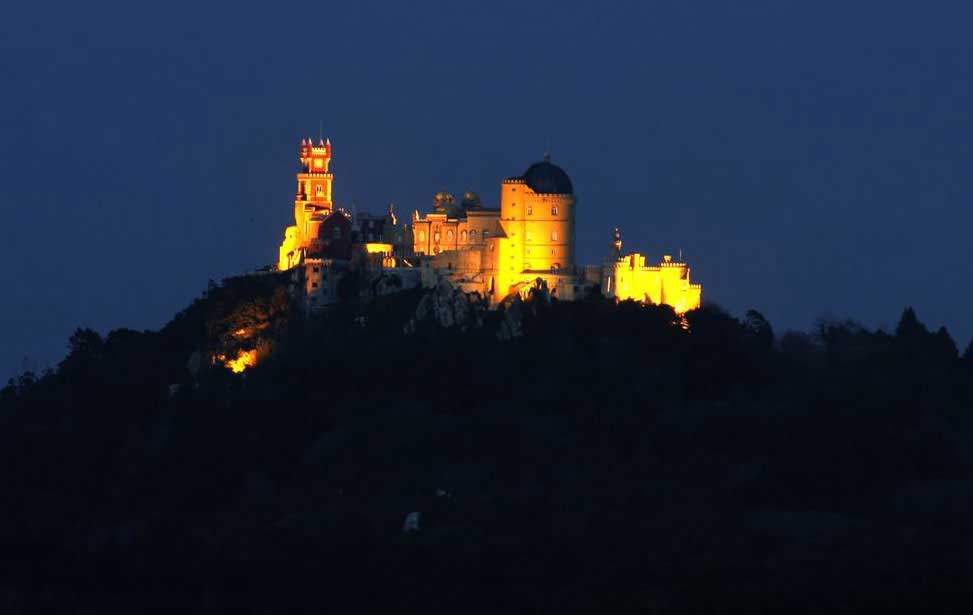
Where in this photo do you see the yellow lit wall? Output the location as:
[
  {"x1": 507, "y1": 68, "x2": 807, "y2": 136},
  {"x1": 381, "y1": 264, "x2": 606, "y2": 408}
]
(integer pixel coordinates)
[
  {"x1": 411, "y1": 210, "x2": 503, "y2": 256},
  {"x1": 500, "y1": 178, "x2": 575, "y2": 275},
  {"x1": 279, "y1": 226, "x2": 301, "y2": 271},
  {"x1": 610, "y1": 254, "x2": 702, "y2": 313}
]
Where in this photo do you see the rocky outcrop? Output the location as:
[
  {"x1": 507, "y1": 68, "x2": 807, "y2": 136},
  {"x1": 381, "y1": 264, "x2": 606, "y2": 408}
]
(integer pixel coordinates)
[
  {"x1": 497, "y1": 297, "x2": 525, "y2": 340},
  {"x1": 405, "y1": 278, "x2": 485, "y2": 333}
]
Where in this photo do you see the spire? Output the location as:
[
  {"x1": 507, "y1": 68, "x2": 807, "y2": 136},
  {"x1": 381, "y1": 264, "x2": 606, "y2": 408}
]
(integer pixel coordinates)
[{"x1": 609, "y1": 227, "x2": 622, "y2": 262}]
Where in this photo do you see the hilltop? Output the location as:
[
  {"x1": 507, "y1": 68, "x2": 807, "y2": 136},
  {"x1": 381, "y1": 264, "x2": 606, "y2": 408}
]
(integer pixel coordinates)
[{"x1": 2, "y1": 279, "x2": 973, "y2": 613}]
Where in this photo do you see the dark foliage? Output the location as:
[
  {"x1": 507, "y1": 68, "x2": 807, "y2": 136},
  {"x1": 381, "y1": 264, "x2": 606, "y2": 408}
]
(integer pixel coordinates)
[{"x1": 2, "y1": 286, "x2": 973, "y2": 613}]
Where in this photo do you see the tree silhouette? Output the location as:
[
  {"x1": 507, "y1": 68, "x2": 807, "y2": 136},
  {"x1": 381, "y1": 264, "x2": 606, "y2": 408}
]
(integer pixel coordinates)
[
  {"x1": 744, "y1": 309, "x2": 774, "y2": 349},
  {"x1": 934, "y1": 326, "x2": 959, "y2": 360},
  {"x1": 2, "y1": 288, "x2": 973, "y2": 613},
  {"x1": 895, "y1": 306, "x2": 926, "y2": 338}
]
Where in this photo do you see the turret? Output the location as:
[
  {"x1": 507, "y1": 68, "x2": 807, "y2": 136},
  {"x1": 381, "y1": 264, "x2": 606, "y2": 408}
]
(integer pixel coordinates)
[
  {"x1": 609, "y1": 227, "x2": 623, "y2": 263},
  {"x1": 289, "y1": 134, "x2": 336, "y2": 256}
]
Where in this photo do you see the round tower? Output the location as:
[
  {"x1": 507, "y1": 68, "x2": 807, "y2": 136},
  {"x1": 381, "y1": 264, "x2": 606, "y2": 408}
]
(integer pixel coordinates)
[{"x1": 501, "y1": 154, "x2": 576, "y2": 274}]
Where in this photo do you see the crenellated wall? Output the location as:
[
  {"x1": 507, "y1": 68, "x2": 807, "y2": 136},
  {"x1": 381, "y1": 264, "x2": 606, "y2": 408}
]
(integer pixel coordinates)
[
  {"x1": 276, "y1": 142, "x2": 702, "y2": 313},
  {"x1": 606, "y1": 254, "x2": 702, "y2": 314}
]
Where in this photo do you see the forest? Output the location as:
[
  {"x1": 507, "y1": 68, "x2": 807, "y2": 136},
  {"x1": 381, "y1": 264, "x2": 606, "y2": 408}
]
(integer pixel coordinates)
[{"x1": 2, "y1": 274, "x2": 973, "y2": 613}]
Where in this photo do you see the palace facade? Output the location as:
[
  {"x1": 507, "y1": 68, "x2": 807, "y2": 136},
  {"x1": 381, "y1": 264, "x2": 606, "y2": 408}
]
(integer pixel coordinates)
[{"x1": 276, "y1": 137, "x2": 701, "y2": 312}]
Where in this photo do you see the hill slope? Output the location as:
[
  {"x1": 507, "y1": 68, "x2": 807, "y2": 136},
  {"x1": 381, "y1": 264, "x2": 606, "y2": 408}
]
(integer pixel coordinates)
[{"x1": 2, "y1": 280, "x2": 973, "y2": 613}]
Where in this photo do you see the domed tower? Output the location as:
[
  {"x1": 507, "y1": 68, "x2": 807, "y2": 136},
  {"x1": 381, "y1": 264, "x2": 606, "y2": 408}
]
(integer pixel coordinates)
[
  {"x1": 499, "y1": 153, "x2": 576, "y2": 278},
  {"x1": 461, "y1": 192, "x2": 482, "y2": 211}
]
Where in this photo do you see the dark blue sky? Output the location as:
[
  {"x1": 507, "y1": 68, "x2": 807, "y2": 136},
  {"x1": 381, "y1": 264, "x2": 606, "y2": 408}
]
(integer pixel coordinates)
[{"x1": 2, "y1": 0, "x2": 971, "y2": 379}]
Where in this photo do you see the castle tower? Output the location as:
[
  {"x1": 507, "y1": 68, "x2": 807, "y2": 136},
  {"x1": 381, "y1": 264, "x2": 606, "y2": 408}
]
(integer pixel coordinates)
[
  {"x1": 497, "y1": 153, "x2": 576, "y2": 293},
  {"x1": 293, "y1": 138, "x2": 334, "y2": 244},
  {"x1": 279, "y1": 137, "x2": 336, "y2": 270}
]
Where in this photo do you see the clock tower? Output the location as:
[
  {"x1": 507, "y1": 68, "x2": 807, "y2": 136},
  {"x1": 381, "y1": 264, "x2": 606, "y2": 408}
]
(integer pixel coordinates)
[{"x1": 293, "y1": 138, "x2": 334, "y2": 244}]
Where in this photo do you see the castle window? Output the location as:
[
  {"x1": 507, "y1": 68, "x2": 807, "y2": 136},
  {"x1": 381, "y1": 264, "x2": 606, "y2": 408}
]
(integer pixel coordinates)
[
  {"x1": 551, "y1": 231, "x2": 558, "y2": 241},
  {"x1": 526, "y1": 206, "x2": 533, "y2": 216},
  {"x1": 461, "y1": 230, "x2": 468, "y2": 240},
  {"x1": 482, "y1": 231, "x2": 490, "y2": 240},
  {"x1": 551, "y1": 206, "x2": 559, "y2": 215},
  {"x1": 434, "y1": 232, "x2": 440, "y2": 242},
  {"x1": 312, "y1": 282, "x2": 319, "y2": 288},
  {"x1": 447, "y1": 230, "x2": 454, "y2": 240},
  {"x1": 419, "y1": 230, "x2": 426, "y2": 241},
  {"x1": 315, "y1": 185, "x2": 323, "y2": 196},
  {"x1": 312, "y1": 267, "x2": 320, "y2": 273},
  {"x1": 469, "y1": 230, "x2": 476, "y2": 241}
]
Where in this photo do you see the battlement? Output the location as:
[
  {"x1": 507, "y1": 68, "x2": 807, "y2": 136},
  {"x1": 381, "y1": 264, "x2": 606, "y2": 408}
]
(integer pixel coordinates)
[{"x1": 278, "y1": 137, "x2": 702, "y2": 314}]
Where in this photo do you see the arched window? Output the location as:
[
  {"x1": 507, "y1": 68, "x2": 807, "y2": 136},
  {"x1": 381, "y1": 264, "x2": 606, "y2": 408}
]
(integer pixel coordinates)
[
  {"x1": 551, "y1": 231, "x2": 558, "y2": 241},
  {"x1": 526, "y1": 206, "x2": 533, "y2": 216},
  {"x1": 315, "y1": 185, "x2": 323, "y2": 196},
  {"x1": 434, "y1": 231, "x2": 440, "y2": 242},
  {"x1": 469, "y1": 230, "x2": 477, "y2": 241},
  {"x1": 419, "y1": 230, "x2": 426, "y2": 241},
  {"x1": 551, "y1": 205, "x2": 559, "y2": 215},
  {"x1": 461, "y1": 230, "x2": 468, "y2": 241},
  {"x1": 447, "y1": 229, "x2": 454, "y2": 240}
]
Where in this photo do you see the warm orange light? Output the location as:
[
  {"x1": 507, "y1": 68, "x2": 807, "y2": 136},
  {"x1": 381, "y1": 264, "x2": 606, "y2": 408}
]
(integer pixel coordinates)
[
  {"x1": 364, "y1": 242, "x2": 394, "y2": 254},
  {"x1": 222, "y1": 349, "x2": 257, "y2": 373}
]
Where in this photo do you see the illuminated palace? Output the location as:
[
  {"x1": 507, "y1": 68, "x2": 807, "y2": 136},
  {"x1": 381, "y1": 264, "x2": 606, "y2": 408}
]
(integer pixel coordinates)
[{"x1": 276, "y1": 137, "x2": 701, "y2": 312}]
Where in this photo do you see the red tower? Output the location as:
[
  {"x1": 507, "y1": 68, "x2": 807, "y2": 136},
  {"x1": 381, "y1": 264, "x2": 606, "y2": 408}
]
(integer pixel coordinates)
[{"x1": 296, "y1": 137, "x2": 333, "y2": 215}]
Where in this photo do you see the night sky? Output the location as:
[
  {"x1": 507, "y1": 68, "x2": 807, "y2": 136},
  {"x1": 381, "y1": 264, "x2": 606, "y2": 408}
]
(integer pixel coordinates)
[{"x1": 2, "y1": 1, "x2": 971, "y2": 380}]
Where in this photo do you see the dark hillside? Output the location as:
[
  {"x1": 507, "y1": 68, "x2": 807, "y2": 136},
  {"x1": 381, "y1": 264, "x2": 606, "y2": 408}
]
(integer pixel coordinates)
[{"x1": 2, "y1": 281, "x2": 973, "y2": 613}]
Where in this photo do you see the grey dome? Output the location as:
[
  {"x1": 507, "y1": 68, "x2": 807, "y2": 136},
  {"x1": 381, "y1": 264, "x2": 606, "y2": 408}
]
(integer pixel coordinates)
[{"x1": 520, "y1": 160, "x2": 574, "y2": 195}]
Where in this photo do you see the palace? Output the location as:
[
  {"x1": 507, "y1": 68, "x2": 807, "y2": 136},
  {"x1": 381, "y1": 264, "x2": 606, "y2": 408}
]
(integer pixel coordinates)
[{"x1": 276, "y1": 137, "x2": 701, "y2": 312}]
